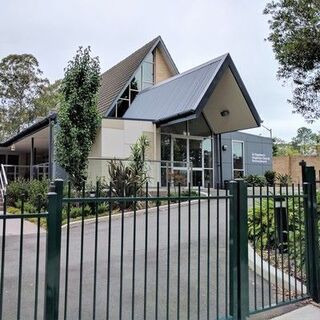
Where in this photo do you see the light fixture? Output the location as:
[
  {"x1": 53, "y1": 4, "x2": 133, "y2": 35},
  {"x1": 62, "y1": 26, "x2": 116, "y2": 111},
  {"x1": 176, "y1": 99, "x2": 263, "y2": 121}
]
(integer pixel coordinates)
[
  {"x1": 220, "y1": 110, "x2": 230, "y2": 117},
  {"x1": 222, "y1": 144, "x2": 228, "y2": 151},
  {"x1": 10, "y1": 144, "x2": 15, "y2": 151}
]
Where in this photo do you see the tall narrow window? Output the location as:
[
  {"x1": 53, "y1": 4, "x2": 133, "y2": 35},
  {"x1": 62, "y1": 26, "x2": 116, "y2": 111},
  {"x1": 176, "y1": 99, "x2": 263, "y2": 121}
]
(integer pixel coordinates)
[
  {"x1": 111, "y1": 52, "x2": 154, "y2": 118},
  {"x1": 232, "y1": 141, "x2": 244, "y2": 178}
]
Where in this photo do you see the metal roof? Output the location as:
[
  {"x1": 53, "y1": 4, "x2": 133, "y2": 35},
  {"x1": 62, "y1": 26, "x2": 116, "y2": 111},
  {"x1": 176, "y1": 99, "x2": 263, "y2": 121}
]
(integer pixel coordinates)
[
  {"x1": 124, "y1": 53, "x2": 261, "y2": 126},
  {"x1": 124, "y1": 55, "x2": 226, "y2": 121}
]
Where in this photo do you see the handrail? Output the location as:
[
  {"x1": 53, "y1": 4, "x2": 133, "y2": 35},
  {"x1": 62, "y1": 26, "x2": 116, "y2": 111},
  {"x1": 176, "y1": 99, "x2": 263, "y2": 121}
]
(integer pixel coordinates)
[{"x1": 0, "y1": 163, "x2": 8, "y2": 199}]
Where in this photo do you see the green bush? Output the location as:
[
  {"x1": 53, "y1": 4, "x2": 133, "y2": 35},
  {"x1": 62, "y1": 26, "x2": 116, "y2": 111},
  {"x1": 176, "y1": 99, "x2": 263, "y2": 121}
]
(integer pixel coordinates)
[
  {"x1": 6, "y1": 179, "x2": 29, "y2": 206},
  {"x1": 244, "y1": 174, "x2": 266, "y2": 187},
  {"x1": 107, "y1": 134, "x2": 150, "y2": 209},
  {"x1": 247, "y1": 196, "x2": 310, "y2": 269},
  {"x1": 277, "y1": 173, "x2": 292, "y2": 185},
  {"x1": 264, "y1": 170, "x2": 276, "y2": 185},
  {"x1": 6, "y1": 179, "x2": 49, "y2": 210},
  {"x1": 98, "y1": 203, "x2": 108, "y2": 214}
]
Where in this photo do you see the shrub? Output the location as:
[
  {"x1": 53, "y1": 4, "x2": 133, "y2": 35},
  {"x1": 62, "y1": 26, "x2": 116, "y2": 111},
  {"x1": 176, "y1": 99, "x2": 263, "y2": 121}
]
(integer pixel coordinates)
[
  {"x1": 107, "y1": 134, "x2": 150, "y2": 209},
  {"x1": 244, "y1": 174, "x2": 266, "y2": 187},
  {"x1": 264, "y1": 170, "x2": 276, "y2": 185},
  {"x1": 6, "y1": 179, "x2": 28, "y2": 206},
  {"x1": 7, "y1": 206, "x2": 20, "y2": 214},
  {"x1": 277, "y1": 173, "x2": 292, "y2": 185},
  {"x1": 98, "y1": 203, "x2": 108, "y2": 214},
  {"x1": 6, "y1": 179, "x2": 49, "y2": 210},
  {"x1": 68, "y1": 205, "x2": 91, "y2": 219},
  {"x1": 248, "y1": 197, "x2": 306, "y2": 268}
]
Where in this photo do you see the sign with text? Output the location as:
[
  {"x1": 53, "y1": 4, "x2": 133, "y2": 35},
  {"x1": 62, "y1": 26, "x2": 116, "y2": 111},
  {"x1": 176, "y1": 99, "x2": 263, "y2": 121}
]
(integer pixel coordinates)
[{"x1": 251, "y1": 153, "x2": 270, "y2": 164}]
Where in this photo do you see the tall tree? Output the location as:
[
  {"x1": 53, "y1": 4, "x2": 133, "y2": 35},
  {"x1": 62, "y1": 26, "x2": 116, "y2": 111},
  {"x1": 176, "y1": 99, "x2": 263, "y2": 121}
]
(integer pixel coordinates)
[
  {"x1": 264, "y1": 1, "x2": 320, "y2": 121},
  {"x1": 291, "y1": 126, "x2": 317, "y2": 155},
  {"x1": 33, "y1": 79, "x2": 62, "y2": 115},
  {"x1": 55, "y1": 47, "x2": 101, "y2": 190},
  {"x1": 0, "y1": 54, "x2": 48, "y2": 138}
]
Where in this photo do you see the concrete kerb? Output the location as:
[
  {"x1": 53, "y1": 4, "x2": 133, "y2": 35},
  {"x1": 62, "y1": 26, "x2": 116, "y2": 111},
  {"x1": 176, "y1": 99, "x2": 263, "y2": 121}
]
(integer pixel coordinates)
[
  {"x1": 61, "y1": 198, "x2": 201, "y2": 229},
  {"x1": 248, "y1": 244, "x2": 307, "y2": 294}
]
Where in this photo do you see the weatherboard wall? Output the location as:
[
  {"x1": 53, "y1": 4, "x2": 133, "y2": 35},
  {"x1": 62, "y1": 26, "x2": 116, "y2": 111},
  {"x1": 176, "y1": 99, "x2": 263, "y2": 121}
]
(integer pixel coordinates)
[{"x1": 220, "y1": 132, "x2": 273, "y2": 183}]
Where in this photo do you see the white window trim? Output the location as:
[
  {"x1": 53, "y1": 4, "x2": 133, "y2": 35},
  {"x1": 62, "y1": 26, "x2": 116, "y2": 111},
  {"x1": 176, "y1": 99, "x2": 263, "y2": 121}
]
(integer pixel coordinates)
[{"x1": 232, "y1": 140, "x2": 245, "y2": 179}]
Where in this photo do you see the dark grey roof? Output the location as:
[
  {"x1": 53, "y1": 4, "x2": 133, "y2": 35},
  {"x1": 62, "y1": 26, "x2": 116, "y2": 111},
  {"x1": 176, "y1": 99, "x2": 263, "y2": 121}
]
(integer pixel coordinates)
[
  {"x1": 124, "y1": 54, "x2": 261, "y2": 126},
  {"x1": 98, "y1": 36, "x2": 178, "y2": 116}
]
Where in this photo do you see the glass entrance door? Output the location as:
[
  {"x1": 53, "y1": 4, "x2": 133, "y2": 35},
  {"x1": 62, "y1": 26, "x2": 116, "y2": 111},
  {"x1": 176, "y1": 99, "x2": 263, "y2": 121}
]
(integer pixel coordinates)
[
  {"x1": 172, "y1": 137, "x2": 188, "y2": 186},
  {"x1": 161, "y1": 133, "x2": 214, "y2": 187},
  {"x1": 189, "y1": 139, "x2": 202, "y2": 186}
]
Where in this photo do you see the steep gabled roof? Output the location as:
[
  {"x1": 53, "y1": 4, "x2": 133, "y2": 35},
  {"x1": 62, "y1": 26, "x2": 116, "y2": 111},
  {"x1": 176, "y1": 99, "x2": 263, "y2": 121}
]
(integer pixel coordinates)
[
  {"x1": 124, "y1": 53, "x2": 261, "y2": 129},
  {"x1": 98, "y1": 36, "x2": 178, "y2": 116}
]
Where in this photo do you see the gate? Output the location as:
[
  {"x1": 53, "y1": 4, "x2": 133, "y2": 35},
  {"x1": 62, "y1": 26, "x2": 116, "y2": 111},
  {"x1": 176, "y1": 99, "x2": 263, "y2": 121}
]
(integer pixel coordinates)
[{"x1": 0, "y1": 163, "x2": 319, "y2": 319}]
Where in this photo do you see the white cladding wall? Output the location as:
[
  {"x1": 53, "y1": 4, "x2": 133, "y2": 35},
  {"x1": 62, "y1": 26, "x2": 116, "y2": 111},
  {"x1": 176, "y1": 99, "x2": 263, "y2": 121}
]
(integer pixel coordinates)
[
  {"x1": 87, "y1": 119, "x2": 159, "y2": 183},
  {"x1": 101, "y1": 119, "x2": 155, "y2": 157}
]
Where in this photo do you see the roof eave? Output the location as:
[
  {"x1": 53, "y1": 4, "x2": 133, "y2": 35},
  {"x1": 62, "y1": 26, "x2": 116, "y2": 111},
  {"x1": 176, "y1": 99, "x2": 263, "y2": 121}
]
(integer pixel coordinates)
[
  {"x1": 0, "y1": 113, "x2": 56, "y2": 147},
  {"x1": 105, "y1": 36, "x2": 179, "y2": 118}
]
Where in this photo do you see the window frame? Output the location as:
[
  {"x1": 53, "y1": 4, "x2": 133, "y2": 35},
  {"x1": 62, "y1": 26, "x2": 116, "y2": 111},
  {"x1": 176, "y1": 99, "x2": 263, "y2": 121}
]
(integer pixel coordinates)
[{"x1": 232, "y1": 140, "x2": 245, "y2": 179}]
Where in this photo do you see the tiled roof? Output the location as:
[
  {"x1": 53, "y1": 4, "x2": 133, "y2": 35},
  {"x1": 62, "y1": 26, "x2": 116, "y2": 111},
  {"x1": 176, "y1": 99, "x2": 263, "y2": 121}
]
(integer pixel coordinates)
[{"x1": 97, "y1": 37, "x2": 160, "y2": 115}]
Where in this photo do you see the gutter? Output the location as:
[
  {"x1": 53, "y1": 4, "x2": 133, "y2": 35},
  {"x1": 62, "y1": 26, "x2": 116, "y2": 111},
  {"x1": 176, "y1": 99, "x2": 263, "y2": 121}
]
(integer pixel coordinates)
[{"x1": 155, "y1": 109, "x2": 196, "y2": 126}]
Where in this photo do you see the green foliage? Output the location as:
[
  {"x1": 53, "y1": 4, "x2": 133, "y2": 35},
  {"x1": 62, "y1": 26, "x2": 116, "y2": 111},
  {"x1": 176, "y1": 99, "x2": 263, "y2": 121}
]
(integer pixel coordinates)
[
  {"x1": 291, "y1": 127, "x2": 317, "y2": 155},
  {"x1": 244, "y1": 174, "x2": 266, "y2": 187},
  {"x1": 107, "y1": 134, "x2": 150, "y2": 209},
  {"x1": 272, "y1": 138, "x2": 279, "y2": 156},
  {"x1": 6, "y1": 179, "x2": 49, "y2": 210},
  {"x1": 0, "y1": 54, "x2": 49, "y2": 140},
  {"x1": 264, "y1": 1, "x2": 320, "y2": 121},
  {"x1": 69, "y1": 205, "x2": 91, "y2": 219},
  {"x1": 264, "y1": 170, "x2": 276, "y2": 185},
  {"x1": 277, "y1": 173, "x2": 292, "y2": 185},
  {"x1": 56, "y1": 47, "x2": 101, "y2": 191},
  {"x1": 248, "y1": 196, "x2": 306, "y2": 268},
  {"x1": 33, "y1": 80, "x2": 62, "y2": 114},
  {"x1": 130, "y1": 134, "x2": 150, "y2": 177}
]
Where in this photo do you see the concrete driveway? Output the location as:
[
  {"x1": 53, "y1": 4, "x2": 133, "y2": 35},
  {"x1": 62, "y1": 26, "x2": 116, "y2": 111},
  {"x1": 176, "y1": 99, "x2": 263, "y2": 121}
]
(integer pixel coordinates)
[{"x1": 0, "y1": 200, "x2": 271, "y2": 319}]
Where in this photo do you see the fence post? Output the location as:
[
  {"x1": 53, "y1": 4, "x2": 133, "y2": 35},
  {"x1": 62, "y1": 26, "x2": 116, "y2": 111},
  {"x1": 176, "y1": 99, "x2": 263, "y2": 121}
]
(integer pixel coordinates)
[
  {"x1": 300, "y1": 161, "x2": 320, "y2": 302},
  {"x1": 44, "y1": 179, "x2": 63, "y2": 319},
  {"x1": 229, "y1": 179, "x2": 249, "y2": 319}
]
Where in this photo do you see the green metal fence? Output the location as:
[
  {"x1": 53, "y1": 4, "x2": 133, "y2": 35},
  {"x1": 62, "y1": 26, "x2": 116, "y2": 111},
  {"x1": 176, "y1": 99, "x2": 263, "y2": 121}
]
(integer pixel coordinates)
[
  {"x1": 0, "y1": 163, "x2": 320, "y2": 319},
  {"x1": 0, "y1": 194, "x2": 48, "y2": 319}
]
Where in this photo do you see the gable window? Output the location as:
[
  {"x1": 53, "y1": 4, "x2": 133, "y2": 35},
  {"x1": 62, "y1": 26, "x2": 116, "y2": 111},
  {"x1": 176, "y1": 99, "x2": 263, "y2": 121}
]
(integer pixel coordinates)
[{"x1": 111, "y1": 52, "x2": 154, "y2": 118}]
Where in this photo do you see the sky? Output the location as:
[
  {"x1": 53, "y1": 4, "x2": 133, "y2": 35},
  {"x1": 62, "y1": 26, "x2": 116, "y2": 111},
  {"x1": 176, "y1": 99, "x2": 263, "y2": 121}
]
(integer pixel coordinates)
[{"x1": 0, "y1": 0, "x2": 318, "y2": 141}]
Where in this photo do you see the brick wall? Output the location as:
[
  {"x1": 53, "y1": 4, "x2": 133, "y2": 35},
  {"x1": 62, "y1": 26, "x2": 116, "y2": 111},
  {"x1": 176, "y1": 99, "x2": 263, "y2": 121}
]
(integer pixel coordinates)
[{"x1": 273, "y1": 156, "x2": 320, "y2": 183}]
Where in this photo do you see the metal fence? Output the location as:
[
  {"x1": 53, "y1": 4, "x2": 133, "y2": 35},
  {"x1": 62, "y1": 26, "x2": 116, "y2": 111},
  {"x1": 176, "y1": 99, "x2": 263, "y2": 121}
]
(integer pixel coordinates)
[
  {"x1": 59, "y1": 182, "x2": 232, "y2": 319},
  {"x1": 2, "y1": 163, "x2": 49, "y2": 182},
  {"x1": 0, "y1": 195, "x2": 47, "y2": 319},
  {"x1": 0, "y1": 162, "x2": 320, "y2": 319}
]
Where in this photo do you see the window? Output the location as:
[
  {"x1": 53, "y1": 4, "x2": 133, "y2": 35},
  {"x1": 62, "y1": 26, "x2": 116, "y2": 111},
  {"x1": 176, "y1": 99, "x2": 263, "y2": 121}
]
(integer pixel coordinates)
[
  {"x1": 111, "y1": 52, "x2": 154, "y2": 118},
  {"x1": 232, "y1": 141, "x2": 244, "y2": 179}
]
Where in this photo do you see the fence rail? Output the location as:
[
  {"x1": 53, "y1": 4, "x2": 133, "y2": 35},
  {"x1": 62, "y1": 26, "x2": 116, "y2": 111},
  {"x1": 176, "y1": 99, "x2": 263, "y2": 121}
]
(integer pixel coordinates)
[
  {"x1": 0, "y1": 194, "x2": 47, "y2": 320},
  {"x1": 0, "y1": 162, "x2": 319, "y2": 319}
]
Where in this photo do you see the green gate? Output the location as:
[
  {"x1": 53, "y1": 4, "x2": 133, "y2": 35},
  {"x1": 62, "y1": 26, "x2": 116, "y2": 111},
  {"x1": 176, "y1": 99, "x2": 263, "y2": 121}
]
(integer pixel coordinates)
[{"x1": 0, "y1": 162, "x2": 319, "y2": 319}]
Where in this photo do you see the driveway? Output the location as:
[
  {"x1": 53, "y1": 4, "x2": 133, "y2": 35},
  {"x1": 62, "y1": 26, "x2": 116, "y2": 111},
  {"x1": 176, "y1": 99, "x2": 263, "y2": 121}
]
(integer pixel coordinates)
[{"x1": 0, "y1": 200, "x2": 271, "y2": 319}]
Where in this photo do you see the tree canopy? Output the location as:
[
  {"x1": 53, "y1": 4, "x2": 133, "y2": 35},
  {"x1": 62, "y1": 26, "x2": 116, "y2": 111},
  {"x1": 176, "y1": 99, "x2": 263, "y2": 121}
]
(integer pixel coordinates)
[
  {"x1": 273, "y1": 127, "x2": 320, "y2": 156},
  {"x1": 0, "y1": 54, "x2": 49, "y2": 139},
  {"x1": 55, "y1": 47, "x2": 101, "y2": 190},
  {"x1": 264, "y1": 0, "x2": 320, "y2": 121}
]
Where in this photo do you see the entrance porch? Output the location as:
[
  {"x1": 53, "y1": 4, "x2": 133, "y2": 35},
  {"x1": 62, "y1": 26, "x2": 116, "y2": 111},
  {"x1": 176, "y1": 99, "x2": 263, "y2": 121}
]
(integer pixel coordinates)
[{"x1": 0, "y1": 115, "x2": 55, "y2": 182}]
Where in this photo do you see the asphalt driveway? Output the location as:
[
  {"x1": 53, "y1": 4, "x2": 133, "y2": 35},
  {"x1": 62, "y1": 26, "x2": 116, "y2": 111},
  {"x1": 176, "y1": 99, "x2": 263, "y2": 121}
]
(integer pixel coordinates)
[{"x1": 0, "y1": 199, "x2": 271, "y2": 319}]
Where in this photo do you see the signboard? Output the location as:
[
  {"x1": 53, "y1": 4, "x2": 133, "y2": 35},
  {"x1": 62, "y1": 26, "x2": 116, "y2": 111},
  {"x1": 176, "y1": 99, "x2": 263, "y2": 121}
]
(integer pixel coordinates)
[{"x1": 251, "y1": 153, "x2": 270, "y2": 164}]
